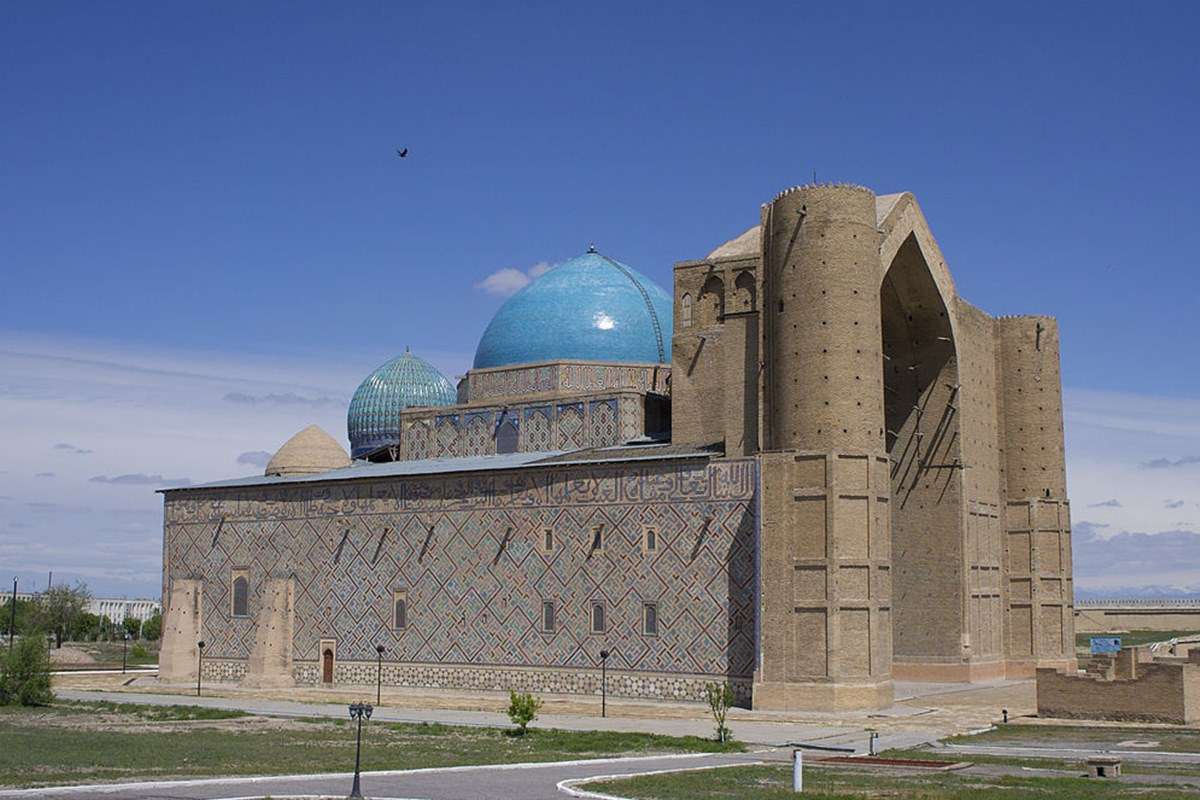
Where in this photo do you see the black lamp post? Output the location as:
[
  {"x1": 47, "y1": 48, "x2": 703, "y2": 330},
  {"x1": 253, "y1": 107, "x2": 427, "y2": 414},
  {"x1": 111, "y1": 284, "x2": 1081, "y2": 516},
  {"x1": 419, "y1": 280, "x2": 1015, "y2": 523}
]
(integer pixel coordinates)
[
  {"x1": 8, "y1": 577, "x2": 16, "y2": 651},
  {"x1": 375, "y1": 645, "x2": 386, "y2": 705},
  {"x1": 196, "y1": 640, "x2": 206, "y2": 697},
  {"x1": 122, "y1": 631, "x2": 131, "y2": 673},
  {"x1": 348, "y1": 701, "x2": 374, "y2": 799},
  {"x1": 599, "y1": 649, "x2": 610, "y2": 718}
]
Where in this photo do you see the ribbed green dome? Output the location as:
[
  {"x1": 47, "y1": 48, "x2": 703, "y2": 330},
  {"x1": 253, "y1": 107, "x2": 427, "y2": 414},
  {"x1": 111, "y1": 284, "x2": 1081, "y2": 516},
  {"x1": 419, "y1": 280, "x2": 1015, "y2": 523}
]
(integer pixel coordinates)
[{"x1": 347, "y1": 349, "x2": 456, "y2": 459}]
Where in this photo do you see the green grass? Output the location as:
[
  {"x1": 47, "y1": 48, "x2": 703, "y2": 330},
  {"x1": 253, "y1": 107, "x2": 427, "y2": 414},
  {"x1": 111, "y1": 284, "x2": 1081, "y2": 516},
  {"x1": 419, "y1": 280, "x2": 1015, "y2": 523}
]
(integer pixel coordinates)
[
  {"x1": 0, "y1": 702, "x2": 742, "y2": 788},
  {"x1": 587, "y1": 763, "x2": 1200, "y2": 799},
  {"x1": 1076, "y1": 630, "x2": 1200, "y2": 650},
  {"x1": 56, "y1": 699, "x2": 250, "y2": 721},
  {"x1": 945, "y1": 723, "x2": 1200, "y2": 754}
]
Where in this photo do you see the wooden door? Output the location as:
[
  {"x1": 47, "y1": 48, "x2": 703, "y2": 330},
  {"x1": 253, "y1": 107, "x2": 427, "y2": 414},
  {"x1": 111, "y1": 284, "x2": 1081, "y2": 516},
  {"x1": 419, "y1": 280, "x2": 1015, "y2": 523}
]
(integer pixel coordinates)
[{"x1": 322, "y1": 648, "x2": 334, "y2": 683}]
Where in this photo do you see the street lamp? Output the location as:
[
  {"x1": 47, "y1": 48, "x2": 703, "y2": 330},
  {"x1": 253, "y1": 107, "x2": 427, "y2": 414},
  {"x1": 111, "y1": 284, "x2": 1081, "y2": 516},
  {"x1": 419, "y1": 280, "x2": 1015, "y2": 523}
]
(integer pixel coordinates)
[
  {"x1": 599, "y1": 649, "x2": 610, "y2": 718},
  {"x1": 122, "y1": 631, "x2": 131, "y2": 674},
  {"x1": 196, "y1": 640, "x2": 206, "y2": 697},
  {"x1": 348, "y1": 701, "x2": 374, "y2": 799},
  {"x1": 375, "y1": 645, "x2": 386, "y2": 705}
]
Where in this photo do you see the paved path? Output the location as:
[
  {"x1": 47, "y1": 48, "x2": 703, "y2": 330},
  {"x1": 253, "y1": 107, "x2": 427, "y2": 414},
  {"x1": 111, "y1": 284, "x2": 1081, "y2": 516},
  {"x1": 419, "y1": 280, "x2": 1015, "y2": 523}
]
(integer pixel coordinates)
[
  {"x1": 58, "y1": 689, "x2": 935, "y2": 752},
  {"x1": 942, "y1": 741, "x2": 1200, "y2": 766},
  {"x1": 0, "y1": 752, "x2": 768, "y2": 800}
]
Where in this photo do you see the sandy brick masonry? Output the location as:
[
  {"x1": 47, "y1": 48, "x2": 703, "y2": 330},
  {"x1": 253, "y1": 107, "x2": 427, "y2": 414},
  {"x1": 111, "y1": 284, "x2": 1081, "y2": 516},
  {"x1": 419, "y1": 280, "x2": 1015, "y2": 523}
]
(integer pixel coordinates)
[{"x1": 1037, "y1": 647, "x2": 1200, "y2": 724}]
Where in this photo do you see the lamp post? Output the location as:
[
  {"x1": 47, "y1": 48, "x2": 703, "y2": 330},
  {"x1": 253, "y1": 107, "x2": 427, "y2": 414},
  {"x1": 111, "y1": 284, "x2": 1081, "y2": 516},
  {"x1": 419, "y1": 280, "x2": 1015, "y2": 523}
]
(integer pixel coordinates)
[
  {"x1": 599, "y1": 649, "x2": 610, "y2": 718},
  {"x1": 122, "y1": 631, "x2": 131, "y2": 673},
  {"x1": 8, "y1": 578, "x2": 17, "y2": 651},
  {"x1": 196, "y1": 640, "x2": 206, "y2": 697},
  {"x1": 8, "y1": 577, "x2": 16, "y2": 651},
  {"x1": 375, "y1": 645, "x2": 386, "y2": 705},
  {"x1": 348, "y1": 701, "x2": 374, "y2": 799}
]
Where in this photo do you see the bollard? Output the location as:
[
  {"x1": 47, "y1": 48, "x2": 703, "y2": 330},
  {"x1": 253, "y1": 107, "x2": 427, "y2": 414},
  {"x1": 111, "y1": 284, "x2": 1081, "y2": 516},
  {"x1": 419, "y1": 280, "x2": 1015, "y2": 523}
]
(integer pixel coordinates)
[{"x1": 792, "y1": 748, "x2": 803, "y2": 793}]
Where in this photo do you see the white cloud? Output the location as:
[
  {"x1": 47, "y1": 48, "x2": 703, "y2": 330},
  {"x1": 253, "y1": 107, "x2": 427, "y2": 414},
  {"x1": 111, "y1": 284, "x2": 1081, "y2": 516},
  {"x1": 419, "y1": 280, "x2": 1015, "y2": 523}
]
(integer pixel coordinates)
[
  {"x1": 237, "y1": 450, "x2": 273, "y2": 468},
  {"x1": 473, "y1": 261, "x2": 556, "y2": 297}
]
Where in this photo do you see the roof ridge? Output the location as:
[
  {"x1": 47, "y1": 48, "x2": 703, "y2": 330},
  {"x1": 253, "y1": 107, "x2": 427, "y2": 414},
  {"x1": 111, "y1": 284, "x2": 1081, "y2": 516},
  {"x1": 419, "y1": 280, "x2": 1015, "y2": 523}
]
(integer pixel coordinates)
[{"x1": 595, "y1": 253, "x2": 666, "y2": 363}]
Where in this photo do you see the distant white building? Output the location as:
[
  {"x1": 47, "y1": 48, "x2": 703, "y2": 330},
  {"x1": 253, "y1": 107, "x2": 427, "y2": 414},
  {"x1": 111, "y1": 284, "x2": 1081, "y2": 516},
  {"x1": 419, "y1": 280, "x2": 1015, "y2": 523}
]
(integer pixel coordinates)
[{"x1": 11, "y1": 591, "x2": 160, "y2": 622}]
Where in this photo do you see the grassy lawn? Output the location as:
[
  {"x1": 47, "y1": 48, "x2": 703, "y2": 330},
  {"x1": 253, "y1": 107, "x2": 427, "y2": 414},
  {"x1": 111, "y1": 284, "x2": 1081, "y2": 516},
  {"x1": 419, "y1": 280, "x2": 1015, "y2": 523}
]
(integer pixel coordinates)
[
  {"x1": 945, "y1": 723, "x2": 1200, "y2": 754},
  {"x1": 880, "y1": 747, "x2": 1200, "y2": 780},
  {"x1": 0, "y1": 701, "x2": 742, "y2": 788},
  {"x1": 587, "y1": 763, "x2": 1200, "y2": 799},
  {"x1": 1075, "y1": 630, "x2": 1200, "y2": 650}
]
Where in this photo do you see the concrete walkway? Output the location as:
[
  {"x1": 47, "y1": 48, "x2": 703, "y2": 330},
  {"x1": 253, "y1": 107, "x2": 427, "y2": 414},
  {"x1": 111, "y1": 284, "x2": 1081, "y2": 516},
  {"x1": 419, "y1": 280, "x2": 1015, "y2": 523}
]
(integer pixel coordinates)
[{"x1": 0, "y1": 752, "x2": 769, "y2": 800}]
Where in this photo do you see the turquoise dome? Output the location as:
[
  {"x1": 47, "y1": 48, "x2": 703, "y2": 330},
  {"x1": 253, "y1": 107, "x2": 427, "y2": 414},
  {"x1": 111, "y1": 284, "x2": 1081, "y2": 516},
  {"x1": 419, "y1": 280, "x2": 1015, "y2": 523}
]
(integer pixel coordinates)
[
  {"x1": 473, "y1": 250, "x2": 672, "y2": 370},
  {"x1": 347, "y1": 349, "x2": 456, "y2": 459}
]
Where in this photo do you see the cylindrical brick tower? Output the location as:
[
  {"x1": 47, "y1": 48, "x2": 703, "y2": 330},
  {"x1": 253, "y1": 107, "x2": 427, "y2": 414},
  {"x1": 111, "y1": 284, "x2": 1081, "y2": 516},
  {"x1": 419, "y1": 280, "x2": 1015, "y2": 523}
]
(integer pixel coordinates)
[
  {"x1": 754, "y1": 184, "x2": 894, "y2": 710},
  {"x1": 996, "y1": 315, "x2": 1075, "y2": 675},
  {"x1": 998, "y1": 316, "x2": 1067, "y2": 500},
  {"x1": 763, "y1": 184, "x2": 885, "y2": 453}
]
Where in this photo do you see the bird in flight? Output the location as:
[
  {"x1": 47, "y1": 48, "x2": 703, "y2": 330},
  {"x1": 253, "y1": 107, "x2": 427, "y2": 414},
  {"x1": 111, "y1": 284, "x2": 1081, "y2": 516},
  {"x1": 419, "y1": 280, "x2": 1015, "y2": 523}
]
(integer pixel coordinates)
[{"x1": 396, "y1": 148, "x2": 408, "y2": 158}]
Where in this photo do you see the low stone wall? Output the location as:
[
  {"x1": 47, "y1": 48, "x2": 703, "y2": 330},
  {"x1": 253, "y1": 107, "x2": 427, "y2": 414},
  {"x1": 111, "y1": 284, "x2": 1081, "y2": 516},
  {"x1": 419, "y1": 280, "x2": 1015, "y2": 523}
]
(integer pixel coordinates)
[
  {"x1": 1036, "y1": 662, "x2": 1196, "y2": 724},
  {"x1": 1074, "y1": 602, "x2": 1200, "y2": 634}
]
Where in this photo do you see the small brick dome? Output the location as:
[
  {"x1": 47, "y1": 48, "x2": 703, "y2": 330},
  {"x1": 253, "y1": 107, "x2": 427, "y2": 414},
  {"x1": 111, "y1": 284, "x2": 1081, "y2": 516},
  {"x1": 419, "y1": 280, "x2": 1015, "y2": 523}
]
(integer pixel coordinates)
[{"x1": 265, "y1": 425, "x2": 351, "y2": 476}]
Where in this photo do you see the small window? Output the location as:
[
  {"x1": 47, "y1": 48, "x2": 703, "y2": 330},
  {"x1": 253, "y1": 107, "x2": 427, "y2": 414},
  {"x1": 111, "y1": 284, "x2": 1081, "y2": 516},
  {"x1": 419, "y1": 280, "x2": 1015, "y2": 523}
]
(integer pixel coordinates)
[
  {"x1": 231, "y1": 570, "x2": 249, "y2": 617},
  {"x1": 542, "y1": 528, "x2": 554, "y2": 553},
  {"x1": 393, "y1": 590, "x2": 408, "y2": 630},
  {"x1": 642, "y1": 526, "x2": 657, "y2": 554},
  {"x1": 680, "y1": 293, "x2": 693, "y2": 328},
  {"x1": 591, "y1": 525, "x2": 604, "y2": 552},
  {"x1": 541, "y1": 600, "x2": 556, "y2": 633},
  {"x1": 590, "y1": 601, "x2": 606, "y2": 634},
  {"x1": 642, "y1": 602, "x2": 659, "y2": 636}
]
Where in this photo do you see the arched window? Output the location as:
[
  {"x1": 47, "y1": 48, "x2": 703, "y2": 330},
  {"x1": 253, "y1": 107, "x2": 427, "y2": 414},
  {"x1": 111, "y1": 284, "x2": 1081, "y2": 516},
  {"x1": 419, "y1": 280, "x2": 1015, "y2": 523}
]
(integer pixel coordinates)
[
  {"x1": 680, "y1": 293, "x2": 693, "y2": 328},
  {"x1": 734, "y1": 270, "x2": 756, "y2": 311},
  {"x1": 699, "y1": 275, "x2": 724, "y2": 327},
  {"x1": 495, "y1": 418, "x2": 518, "y2": 454},
  {"x1": 393, "y1": 590, "x2": 408, "y2": 630},
  {"x1": 231, "y1": 574, "x2": 249, "y2": 617}
]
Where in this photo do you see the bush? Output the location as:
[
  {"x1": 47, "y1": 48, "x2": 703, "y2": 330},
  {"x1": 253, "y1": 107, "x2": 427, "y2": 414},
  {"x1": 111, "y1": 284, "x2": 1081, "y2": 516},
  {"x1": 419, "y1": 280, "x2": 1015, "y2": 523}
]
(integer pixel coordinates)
[
  {"x1": 141, "y1": 612, "x2": 162, "y2": 642},
  {"x1": 130, "y1": 643, "x2": 150, "y2": 660},
  {"x1": 1, "y1": 635, "x2": 54, "y2": 706},
  {"x1": 704, "y1": 681, "x2": 735, "y2": 743},
  {"x1": 505, "y1": 689, "x2": 543, "y2": 735}
]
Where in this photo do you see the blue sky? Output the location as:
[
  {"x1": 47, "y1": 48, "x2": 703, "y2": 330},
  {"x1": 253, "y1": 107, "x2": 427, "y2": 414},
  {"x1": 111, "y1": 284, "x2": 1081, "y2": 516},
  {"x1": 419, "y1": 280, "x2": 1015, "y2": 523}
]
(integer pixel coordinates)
[{"x1": 2, "y1": 2, "x2": 1198, "y2": 597}]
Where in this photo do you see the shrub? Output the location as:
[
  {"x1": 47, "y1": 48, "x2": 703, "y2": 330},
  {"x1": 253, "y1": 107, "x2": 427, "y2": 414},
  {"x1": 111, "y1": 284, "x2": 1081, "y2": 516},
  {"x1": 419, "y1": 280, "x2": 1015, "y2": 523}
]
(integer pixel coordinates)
[
  {"x1": 505, "y1": 689, "x2": 543, "y2": 735},
  {"x1": 131, "y1": 643, "x2": 150, "y2": 660},
  {"x1": 141, "y1": 612, "x2": 162, "y2": 642},
  {"x1": 0, "y1": 634, "x2": 54, "y2": 706},
  {"x1": 704, "y1": 681, "x2": 735, "y2": 743}
]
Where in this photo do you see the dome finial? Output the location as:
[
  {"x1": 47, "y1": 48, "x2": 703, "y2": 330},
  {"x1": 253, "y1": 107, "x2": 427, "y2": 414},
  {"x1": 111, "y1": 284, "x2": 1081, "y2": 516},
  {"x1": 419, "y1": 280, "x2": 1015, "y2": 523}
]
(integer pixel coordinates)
[{"x1": 587, "y1": 242, "x2": 597, "y2": 254}]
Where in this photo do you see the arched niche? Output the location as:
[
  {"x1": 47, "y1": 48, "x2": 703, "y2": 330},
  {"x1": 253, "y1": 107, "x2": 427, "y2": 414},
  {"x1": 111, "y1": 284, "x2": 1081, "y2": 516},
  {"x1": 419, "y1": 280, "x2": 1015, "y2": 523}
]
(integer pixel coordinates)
[
  {"x1": 699, "y1": 275, "x2": 724, "y2": 327},
  {"x1": 732, "y1": 270, "x2": 756, "y2": 312},
  {"x1": 881, "y1": 232, "x2": 965, "y2": 664}
]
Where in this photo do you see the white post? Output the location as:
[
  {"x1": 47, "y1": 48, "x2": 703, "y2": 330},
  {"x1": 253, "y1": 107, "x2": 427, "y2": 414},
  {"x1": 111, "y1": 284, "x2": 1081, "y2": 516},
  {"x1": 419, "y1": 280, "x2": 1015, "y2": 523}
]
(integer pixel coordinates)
[{"x1": 792, "y1": 748, "x2": 803, "y2": 792}]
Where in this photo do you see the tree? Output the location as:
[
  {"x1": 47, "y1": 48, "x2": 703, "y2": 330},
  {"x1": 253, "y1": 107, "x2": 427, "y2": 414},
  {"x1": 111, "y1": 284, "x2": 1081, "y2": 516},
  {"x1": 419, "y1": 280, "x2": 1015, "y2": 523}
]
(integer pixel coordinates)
[
  {"x1": 69, "y1": 612, "x2": 102, "y2": 641},
  {"x1": 36, "y1": 582, "x2": 91, "y2": 647},
  {"x1": 0, "y1": 597, "x2": 38, "y2": 637},
  {"x1": 122, "y1": 616, "x2": 141, "y2": 639},
  {"x1": 505, "y1": 689, "x2": 543, "y2": 735},
  {"x1": 141, "y1": 611, "x2": 162, "y2": 642},
  {"x1": 0, "y1": 634, "x2": 54, "y2": 705},
  {"x1": 704, "y1": 681, "x2": 736, "y2": 743}
]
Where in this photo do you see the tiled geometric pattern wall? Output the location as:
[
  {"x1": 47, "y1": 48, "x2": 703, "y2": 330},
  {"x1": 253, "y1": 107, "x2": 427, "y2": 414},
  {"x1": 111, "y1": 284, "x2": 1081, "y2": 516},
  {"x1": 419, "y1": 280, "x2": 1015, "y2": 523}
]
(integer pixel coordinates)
[
  {"x1": 163, "y1": 458, "x2": 758, "y2": 685},
  {"x1": 466, "y1": 361, "x2": 671, "y2": 404},
  {"x1": 401, "y1": 394, "x2": 646, "y2": 460}
]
